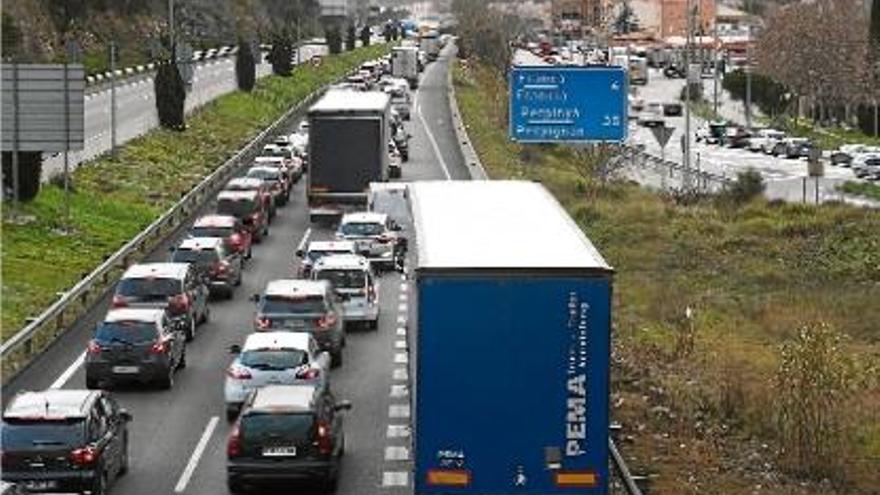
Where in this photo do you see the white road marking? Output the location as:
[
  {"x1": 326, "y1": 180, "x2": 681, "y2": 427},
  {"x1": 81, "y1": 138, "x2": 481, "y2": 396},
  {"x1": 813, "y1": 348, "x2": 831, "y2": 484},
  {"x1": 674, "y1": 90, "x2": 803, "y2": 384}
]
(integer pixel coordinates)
[
  {"x1": 399, "y1": 293, "x2": 408, "y2": 302},
  {"x1": 296, "y1": 227, "x2": 312, "y2": 253},
  {"x1": 394, "y1": 353, "x2": 408, "y2": 364},
  {"x1": 398, "y1": 303, "x2": 408, "y2": 313},
  {"x1": 382, "y1": 471, "x2": 409, "y2": 487},
  {"x1": 387, "y1": 424, "x2": 411, "y2": 438},
  {"x1": 389, "y1": 404, "x2": 410, "y2": 418},
  {"x1": 397, "y1": 315, "x2": 407, "y2": 324},
  {"x1": 174, "y1": 416, "x2": 220, "y2": 493},
  {"x1": 390, "y1": 384, "x2": 409, "y2": 398},
  {"x1": 395, "y1": 340, "x2": 407, "y2": 349},
  {"x1": 385, "y1": 445, "x2": 410, "y2": 461},
  {"x1": 396, "y1": 327, "x2": 406, "y2": 336},
  {"x1": 392, "y1": 368, "x2": 408, "y2": 381},
  {"x1": 49, "y1": 352, "x2": 86, "y2": 389},
  {"x1": 400, "y1": 283, "x2": 407, "y2": 291}
]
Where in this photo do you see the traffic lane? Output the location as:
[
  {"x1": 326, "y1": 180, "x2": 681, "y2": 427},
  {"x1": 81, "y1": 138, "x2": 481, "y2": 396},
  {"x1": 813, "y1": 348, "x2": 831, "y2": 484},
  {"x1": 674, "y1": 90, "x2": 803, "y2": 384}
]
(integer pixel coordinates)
[{"x1": 414, "y1": 45, "x2": 469, "y2": 181}]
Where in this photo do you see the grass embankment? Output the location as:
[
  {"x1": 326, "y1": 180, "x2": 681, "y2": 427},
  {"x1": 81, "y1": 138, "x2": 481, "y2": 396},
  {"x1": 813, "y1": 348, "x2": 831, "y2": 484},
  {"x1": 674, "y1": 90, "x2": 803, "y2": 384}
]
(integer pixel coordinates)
[
  {"x1": 1, "y1": 44, "x2": 390, "y2": 338},
  {"x1": 454, "y1": 61, "x2": 880, "y2": 494},
  {"x1": 839, "y1": 181, "x2": 880, "y2": 201}
]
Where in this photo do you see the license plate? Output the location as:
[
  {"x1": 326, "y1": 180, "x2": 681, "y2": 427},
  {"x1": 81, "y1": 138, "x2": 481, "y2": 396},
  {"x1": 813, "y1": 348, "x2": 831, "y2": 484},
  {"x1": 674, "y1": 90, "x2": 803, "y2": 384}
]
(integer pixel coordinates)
[
  {"x1": 281, "y1": 320, "x2": 305, "y2": 329},
  {"x1": 24, "y1": 480, "x2": 57, "y2": 490},
  {"x1": 112, "y1": 366, "x2": 140, "y2": 374},
  {"x1": 263, "y1": 446, "x2": 297, "y2": 457}
]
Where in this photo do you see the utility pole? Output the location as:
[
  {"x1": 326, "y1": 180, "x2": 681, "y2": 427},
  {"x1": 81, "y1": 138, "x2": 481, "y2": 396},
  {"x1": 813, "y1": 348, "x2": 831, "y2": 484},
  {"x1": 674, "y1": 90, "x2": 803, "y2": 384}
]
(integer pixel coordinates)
[
  {"x1": 683, "y1": 0, "x2": 693, "y2": 190},
  {"x1": 713, "y1": 22, "x2": 719, "y2": 119},
  {"x1": 168, "y1": 0, "x2": 175, "y2": 51},
  {"x1": 745, "y1": 41, "x2": 752, "y2": 131},
  {"x1": 109, "y1": 41, "x2": 118, "y2": 156}
]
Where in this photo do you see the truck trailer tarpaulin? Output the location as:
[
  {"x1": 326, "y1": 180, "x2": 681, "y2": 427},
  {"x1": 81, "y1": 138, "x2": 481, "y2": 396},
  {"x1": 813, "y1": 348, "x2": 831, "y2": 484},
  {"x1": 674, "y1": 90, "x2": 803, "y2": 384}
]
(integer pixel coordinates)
[{"x1": 411, "y1": 181, "x2": 613, "y2": 494}]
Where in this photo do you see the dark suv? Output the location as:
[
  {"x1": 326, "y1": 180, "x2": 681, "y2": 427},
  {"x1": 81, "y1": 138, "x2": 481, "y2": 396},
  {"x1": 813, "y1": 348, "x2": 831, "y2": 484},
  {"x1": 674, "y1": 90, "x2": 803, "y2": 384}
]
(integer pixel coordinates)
[
  {"x1": 226, "y1": 384, "x2": 351, "y2": 493},
  {"x1": 85, "y1": 308, "x2": 187, "y2": 390},
  {"x1": 170, "y1": 237, "x2": 243, "y2": 299},
  {"x1": 1, "y1": 389, "x2": 132, "y2": 495},
  {"x1": 113, "y1": 263, "x2": 209, "y2": 341},
  {"x1": 216, "y1": 190, "x2": 269, "y2": 243}
]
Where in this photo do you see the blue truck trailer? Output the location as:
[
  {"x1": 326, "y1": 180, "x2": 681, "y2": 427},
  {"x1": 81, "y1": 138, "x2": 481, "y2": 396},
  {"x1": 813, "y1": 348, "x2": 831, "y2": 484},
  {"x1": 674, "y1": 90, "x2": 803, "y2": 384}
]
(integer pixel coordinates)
[{"x1": 411, "y1": 181, "x2": 614, "y2": 494}]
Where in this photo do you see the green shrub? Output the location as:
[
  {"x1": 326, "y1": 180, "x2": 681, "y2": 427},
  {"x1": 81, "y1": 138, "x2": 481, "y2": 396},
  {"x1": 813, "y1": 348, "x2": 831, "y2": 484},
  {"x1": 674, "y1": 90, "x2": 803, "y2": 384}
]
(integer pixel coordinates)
[{"x1": 722, "y1": 168, "x2": 766, "y2": 204}]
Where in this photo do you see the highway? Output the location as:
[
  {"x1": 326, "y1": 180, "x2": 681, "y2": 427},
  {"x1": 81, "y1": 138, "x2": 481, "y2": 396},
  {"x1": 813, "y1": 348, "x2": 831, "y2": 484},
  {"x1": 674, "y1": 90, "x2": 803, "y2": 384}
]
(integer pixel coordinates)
[
  {"x1": 6, "y1": 42, "x2": 467, "y2": 495},
  {"x1": 41, "y1": 44, "x2": 327, "y2": 183}
]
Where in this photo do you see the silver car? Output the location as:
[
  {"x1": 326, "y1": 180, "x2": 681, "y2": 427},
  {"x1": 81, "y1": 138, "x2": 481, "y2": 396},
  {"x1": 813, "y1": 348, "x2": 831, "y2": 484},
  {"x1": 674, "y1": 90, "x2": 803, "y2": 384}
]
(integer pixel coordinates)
[
  {"x1": 312, "y1": 254, "x2": 380, "y2": 330},
  {"x1": 335, "y1": 212, "x2": 402, "y2": 272},
  {"x1": 224, "y1": 331, "x2": 330, "y2": 421}
]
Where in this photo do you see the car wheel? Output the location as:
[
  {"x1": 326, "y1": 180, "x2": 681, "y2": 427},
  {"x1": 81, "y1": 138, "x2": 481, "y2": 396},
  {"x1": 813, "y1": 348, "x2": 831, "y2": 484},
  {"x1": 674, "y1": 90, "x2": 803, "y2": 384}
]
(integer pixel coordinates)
[
  {"x1": 371, "y1": 319, "x2": 379, "y2": 331},
  {"x1": 227, "y1": 477, "x2": 246, "y2": 494},
  {"x1": 91, "y1": 469, "x2": 108, "y2": 495},
  {"x1": 263, "y1": 225, "x2": 269, "y2": 238},
  {"x1": 201, "y1": 305, "x2": 210, "y2": 324},
  {"x1": 86, "y1": 375, "x2": 101, "y2": 390},
  {"x1": 178, "y1": 348, "x2": 187, "y2": 370},
  {"x1": 119, "y1": 434, "x2": 130, "y2": 475},
  {"x1": 331, "y1": 349, "x2": 343, "y2": 368},
  {"x1": 226, "y1": 406, "x2": 240, "y2": 423},
  {"x1": 246, "y1": 246, "x2": 253, "y2": 259},
  {"x1": 185, "y1": 317, "x2": 195, "y2": 342},
  {"x1": 158, "y1": 366, "x2": 174, "y2": 390},
  {"x1": 235, "y1": 270, "x2": 243, "y2": 287}
]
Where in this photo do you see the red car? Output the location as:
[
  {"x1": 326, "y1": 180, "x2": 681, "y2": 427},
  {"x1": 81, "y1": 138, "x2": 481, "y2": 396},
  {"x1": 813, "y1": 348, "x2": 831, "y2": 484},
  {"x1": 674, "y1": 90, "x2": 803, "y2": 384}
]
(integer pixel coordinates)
[
  {"x1": 216, "y1": 190, "x2": 269, "y2": 243},
  {"x1": 225, "y1": 177, "x2": 276, "y2": 221},
  {"x1": 189, "y1": 214, "x2": 253, "y2": 259}
]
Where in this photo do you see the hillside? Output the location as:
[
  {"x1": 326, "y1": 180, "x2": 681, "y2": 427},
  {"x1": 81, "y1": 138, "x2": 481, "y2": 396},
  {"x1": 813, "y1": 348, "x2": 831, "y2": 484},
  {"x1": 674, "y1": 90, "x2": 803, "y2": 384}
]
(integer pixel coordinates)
[{"x1": 1, "y1": 0, "x2": 320, "y2": 73}]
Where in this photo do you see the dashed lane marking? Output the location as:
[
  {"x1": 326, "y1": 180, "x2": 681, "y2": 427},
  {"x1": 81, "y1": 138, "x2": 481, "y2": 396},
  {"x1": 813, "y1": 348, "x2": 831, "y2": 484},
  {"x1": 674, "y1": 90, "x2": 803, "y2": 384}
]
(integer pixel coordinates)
[
  {"x1": 393, "y1": 353, "x2": 408, "y2": 364},
  {"x1": 385, "y1": 446, "x2": 411, "y2": 461},
  {"x1": 389, "y1": 404, "x2": 410, "y2": 419},
  {"x1": 174, "y1": 416, "x2": 219, "y2": 493},
  {"x1": 399, "y1": 283, "x2": 407, "y2": 291},
  {"x1": 399, "y1": 293, "x2": 408, "y2": 302},
  {"x1": 49, "y1": 351, "x2": 86, "y2": 389},
  {"x1": 392, "y1": 368, "x2": 408, "y2": 381},
  {"x1": 398, "y1": 303, "x2": 408, "y2": 313},
  {"x1": 387, "y1": 424, "x2": 411, "y2": 438},
  {"x1": 390, "y1": 384, "x2": 409, "y2": 398},
  {"x1": 396, "y1": 315, "x2": 407, "y2": 324},
  {"x1": 382, "y1": 471, "x2": 409, "y2": 487},
  {"x1": 394, "y1": 340, "x2": 407, "y2": 349},
  {"x1": 396, "y1": 327, "x2": 406, "y2": 337}
]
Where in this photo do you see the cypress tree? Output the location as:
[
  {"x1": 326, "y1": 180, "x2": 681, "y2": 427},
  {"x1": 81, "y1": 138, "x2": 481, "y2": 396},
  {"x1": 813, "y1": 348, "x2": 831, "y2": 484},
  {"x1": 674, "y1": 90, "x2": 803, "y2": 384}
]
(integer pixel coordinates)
[
  {"x1": 236, "y1": 40, "x2": 256, "y2": 91},
  {"x1": 346, "y1": 25, "x2": 356, "y2": 51},
  {"x1": 327, "y1": 28, "x2": 343, "y2": 55},
  {"x1": 268, "y1": 34, "x2": 293, "y2": 77},
  {"x1": 1, "y1": 151, "x2": 42, "y2": 201},
  {"x1": 154, "y1": 61, "x2": 186, "y2": 130},
  {"x1": 360, "y1": 26, "x2": 371, "y2": 47}
]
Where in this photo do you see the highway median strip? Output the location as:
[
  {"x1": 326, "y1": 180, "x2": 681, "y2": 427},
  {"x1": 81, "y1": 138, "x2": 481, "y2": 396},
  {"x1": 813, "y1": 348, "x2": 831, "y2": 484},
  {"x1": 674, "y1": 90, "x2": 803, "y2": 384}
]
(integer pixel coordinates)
[{"x1": 1, "y1": 44, "x2": 391, "y2": 345}]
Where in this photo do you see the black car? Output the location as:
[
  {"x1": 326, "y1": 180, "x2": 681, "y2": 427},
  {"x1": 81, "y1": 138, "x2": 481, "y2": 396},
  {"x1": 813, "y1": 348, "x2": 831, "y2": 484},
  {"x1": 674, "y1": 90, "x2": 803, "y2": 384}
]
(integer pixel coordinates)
[
  {"x1": 170, "y1": 237, "x2": 243, "y2": 299},
  {"x1": 226, "y1": 384, "x2": 351, "y2": 493},
  {"x1": 86, "y1": 308, "x2": 187, "y2": 390},
  {"x1": 1, "y1": 389, "x2": 132, "y2": 495},
  {"x1": 662, "y1": 102, "x2": 683, "y2": 117}
]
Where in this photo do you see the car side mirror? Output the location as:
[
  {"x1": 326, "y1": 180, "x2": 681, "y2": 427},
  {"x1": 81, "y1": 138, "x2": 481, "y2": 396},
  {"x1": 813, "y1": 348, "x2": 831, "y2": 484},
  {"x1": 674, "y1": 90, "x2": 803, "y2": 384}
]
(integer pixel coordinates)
[
  {"x1": 295, "y1": 249, "x2": 304, "y2": 258},
  {"x1": 335, "y1": 400, "x2": 353, "y2": 412},
  {"x1": 229, "y1": 344, "x2": 242, "y2": 355},
  {"x1": 391, "y1": 223, "x2": 402, "y2": 232},
  {"x1": 119, "y1": 409, "x2": 133, "y2": 422},
  {"x1": 250, "y1": 294, "x2": 260, "y2": 303}
]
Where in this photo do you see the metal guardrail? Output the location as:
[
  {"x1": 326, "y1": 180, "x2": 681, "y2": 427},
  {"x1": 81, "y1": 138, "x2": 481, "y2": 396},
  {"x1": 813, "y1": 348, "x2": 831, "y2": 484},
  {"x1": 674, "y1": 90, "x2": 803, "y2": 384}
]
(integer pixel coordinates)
[
  {"x1": 621, "y1": 144, "x2": 732, "y2": 193},
  {"x1": 610, "y1": 438, "x2": 645, "y2": 495},
  {"x1": 0, "y1": 76, "x2": 350, "y2": 381}
]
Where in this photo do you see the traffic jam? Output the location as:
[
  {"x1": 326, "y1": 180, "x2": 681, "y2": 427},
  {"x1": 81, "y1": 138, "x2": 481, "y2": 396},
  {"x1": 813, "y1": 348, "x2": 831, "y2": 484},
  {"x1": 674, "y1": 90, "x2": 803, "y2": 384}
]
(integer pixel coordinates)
[{"x1": 0, "y1": 39, "x2": 437, "y2": 495}]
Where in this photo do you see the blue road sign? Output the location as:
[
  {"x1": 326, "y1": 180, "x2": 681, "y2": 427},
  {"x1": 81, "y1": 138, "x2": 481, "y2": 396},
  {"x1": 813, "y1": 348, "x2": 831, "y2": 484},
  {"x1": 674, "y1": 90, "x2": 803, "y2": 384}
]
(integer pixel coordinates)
[{"x1": 509, "y1": 66, "x2": 628, "y2": 143}]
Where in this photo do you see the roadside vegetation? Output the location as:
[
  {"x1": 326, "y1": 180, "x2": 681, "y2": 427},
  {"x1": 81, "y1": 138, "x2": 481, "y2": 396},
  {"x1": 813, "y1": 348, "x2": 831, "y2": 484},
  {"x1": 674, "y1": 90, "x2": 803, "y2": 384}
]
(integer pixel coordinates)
[
  {"x1": 839, "y1": 181, "x2": 880, "y2": 201},
  {"x1": 454, "y1": 60, "x2": 880, "y2": 494},
  {"x1": 1, "y1": 43, "x2": 390, "y2": 339}
]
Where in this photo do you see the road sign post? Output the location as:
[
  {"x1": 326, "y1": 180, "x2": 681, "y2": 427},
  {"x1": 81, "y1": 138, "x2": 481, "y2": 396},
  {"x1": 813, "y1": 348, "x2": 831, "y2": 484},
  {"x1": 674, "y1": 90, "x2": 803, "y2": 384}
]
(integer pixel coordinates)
[
  {"x1": 509, "y1": 66, "x2": 628, "y2": 144},
  {"x1": 650, "y1": 126, "x2": 675, "y2": 189}
]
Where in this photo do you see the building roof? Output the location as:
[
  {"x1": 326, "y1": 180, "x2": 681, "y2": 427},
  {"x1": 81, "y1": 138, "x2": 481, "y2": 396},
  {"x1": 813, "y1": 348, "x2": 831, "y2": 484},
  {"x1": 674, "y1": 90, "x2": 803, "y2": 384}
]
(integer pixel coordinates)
[
  {"x1": 309, "y1": 89, "x2": 390, "y2": 114},
  {"x1": 122, "y1": 262, "x2": 189, "y2": 280},
  {"x1": 411, "y1": 181, "x2": 612, "y2": 271}
]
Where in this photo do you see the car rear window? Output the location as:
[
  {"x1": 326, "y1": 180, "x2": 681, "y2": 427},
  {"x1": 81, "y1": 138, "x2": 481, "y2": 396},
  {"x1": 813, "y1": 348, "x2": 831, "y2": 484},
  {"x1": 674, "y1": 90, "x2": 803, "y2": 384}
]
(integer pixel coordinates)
[
  {"x1": 117, "y1": 277, "x2": 181, "y2": 298},
  {"x1": 247, "y1": 169, "x2": 281, "y2": 181},
  {"x1": 171, "y1": 248, "x2": 220, "y2": 265},
  {"x1": 315, "y1": 269, "x2": 366, "y2": 290},
  {"x1": 96, "y1": 321, "x2": 159, "y2": 344},
  {"x1": 241, "y1": 349, "x2": 308, "y2": 370},
  {"x1": 1, "y1": 419, "x2": 85, "y2": 450},
  {"x1": 241, "y1": 413, "x2": 314, "y2": 444},
  {"x1": 190, "y1": 226, "x2": 233, "y2": 238},
  {"x1": 340, "y1": 222, "x2": 384, "y2": 237},
  {"x1": 260, "y1": 296, "x2": 326, "y2": 315},
  {"x1": 217, "y1": 199, "x2": 257, "y2": 216}
]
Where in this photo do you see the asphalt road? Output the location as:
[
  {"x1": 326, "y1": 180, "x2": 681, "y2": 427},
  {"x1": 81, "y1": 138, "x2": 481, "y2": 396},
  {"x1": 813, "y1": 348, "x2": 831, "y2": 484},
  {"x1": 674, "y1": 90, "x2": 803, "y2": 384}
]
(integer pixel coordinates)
[
  {"x1": 41, "y1": 45, "x2": 327, "y2": 183},
  {"x1": 6, "y1": 43, "x2": 465, "y2": 495}
]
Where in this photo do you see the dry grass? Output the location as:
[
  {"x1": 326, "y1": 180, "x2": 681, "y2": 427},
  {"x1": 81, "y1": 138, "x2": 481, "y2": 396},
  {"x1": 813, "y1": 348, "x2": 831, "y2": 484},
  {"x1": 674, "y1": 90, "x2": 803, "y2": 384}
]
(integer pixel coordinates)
[{"x1": 454, "y1": 60, "x2": 880, "y2": 494}]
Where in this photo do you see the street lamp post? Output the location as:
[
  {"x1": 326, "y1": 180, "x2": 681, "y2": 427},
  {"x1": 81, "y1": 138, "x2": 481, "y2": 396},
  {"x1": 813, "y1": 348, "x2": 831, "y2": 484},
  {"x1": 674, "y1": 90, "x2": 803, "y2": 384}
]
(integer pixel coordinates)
[{"x1": 683, "y1": 0, "x2": 693, "y2": 190}]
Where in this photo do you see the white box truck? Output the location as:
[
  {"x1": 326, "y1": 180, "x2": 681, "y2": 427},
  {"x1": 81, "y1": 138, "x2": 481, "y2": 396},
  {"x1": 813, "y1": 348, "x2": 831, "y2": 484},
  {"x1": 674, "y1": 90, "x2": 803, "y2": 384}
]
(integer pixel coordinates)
[{"x1": 392, "y1": 46, "x2": 419, "y2": 89}]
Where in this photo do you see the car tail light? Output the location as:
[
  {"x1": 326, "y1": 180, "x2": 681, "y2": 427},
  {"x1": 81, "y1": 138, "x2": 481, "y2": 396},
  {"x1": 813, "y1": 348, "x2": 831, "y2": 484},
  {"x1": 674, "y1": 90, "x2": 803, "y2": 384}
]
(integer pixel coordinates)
[
  {"x1": 296, "y1": 367, "x2": 320, "y2": 380},
  {"x1": 168, "y1": 293, "x2": 190, "y2": 314},
  {"x1": 111, "y1": 294, "x2": 128, "y2": 308},
  {"x1": 255, "y1": 317, "x2": 271, "y2": 330},
  {"x1": 249, "y1": 212, "x2": 261, "y2": 224},
  {"x1": 227, "y1": 365, "x2": 252, "y2": 380},
  {"x1": 316, "y1": 421, "x2": 332, "y2": 455},
  {"x1": 211, "y1": 260, "x2": 230, "y2": 276},
  {"x1": 316, "y1": 314, "x2": 337, "y2": 330},
  {"x1": 229, "y1": 233, "x2": 243, "y2": 250},
  {"x1": 87, "y1": 340, "x2": 102, "y2": 356},
  {"x1": 227, "y1": 423, "x2": 243, "y2": 458},
  {"x1": 70, "y1": 446, "x2": 98, "y2": 467},
  {"x1": 149, "y1": 339, "x2": 171, "y2": 355}
]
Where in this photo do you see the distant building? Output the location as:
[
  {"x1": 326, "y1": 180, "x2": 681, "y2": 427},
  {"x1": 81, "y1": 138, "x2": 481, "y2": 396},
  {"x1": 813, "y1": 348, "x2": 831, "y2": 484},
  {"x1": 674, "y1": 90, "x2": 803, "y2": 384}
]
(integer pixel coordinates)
[
  {"x1": 551, "y1": 0, "x2": 614, "y2": 36},
  {"x1": 660, "y1": 0, "x2": 716, "y2": 38}
]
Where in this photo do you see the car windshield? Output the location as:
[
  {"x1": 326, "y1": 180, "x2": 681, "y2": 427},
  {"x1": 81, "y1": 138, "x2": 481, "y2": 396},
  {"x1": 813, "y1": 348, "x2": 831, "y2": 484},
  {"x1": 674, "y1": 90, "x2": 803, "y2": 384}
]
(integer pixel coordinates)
[
  {"x1": 241, "y1": 413, "x2": 314, "y2": 443},
  {"x1": 263, "y1": 149, "x2": 288, "y2": 158},
  {"x1": 95, "y1": 321, "x2": 158, "y2": 344},
  {"x1": 340, "y1": 222, "x2": 384, "y2": 237},
  {"x1": 247, "y1": 169, "x2": 280, "y2": 181},
  {"x1": 306, "y1": 250, "x2": 345, "y2": 262},
  {"x1": 190, "y1": 226, "x2": 233, "y2": 238},
  {"x1": 171, "y1": 249, "x2": 219, "y2": 266},
  {"x1": 117, "y1": 277, "x2": 181, "y2": 298},
  {"x1": 240, "y1": 349, "x2": 308, "y2": 370},
  {"x1": 316, "y1": 269, "x2": 366, "y2": 290},
  {"x1": 261, "y1": 296, "x2": 326, "y2": 315},
  {"x1": 1, "y1": 419, "x2": 85, "y2": 449},
  {"x1": 217, "y1": 199, "x2": 257, "y2": 216}
]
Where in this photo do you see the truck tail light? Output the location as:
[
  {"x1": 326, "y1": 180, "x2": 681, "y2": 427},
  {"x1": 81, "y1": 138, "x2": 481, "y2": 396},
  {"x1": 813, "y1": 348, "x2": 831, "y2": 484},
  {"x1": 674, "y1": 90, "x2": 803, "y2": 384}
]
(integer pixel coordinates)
[
  {"x1": 70, "y1": 446, "x2": 98, "y2": 467},
  {"x1": 227, "y1": 423, "x2": 243, "y2": 458}
]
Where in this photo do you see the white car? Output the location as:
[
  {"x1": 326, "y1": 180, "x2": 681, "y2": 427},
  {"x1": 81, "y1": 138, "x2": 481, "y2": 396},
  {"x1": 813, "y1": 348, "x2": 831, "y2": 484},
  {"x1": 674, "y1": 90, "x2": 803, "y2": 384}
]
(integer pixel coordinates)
[
  {"x1": 295, "y1": 240, "x2": 357, "y2": 278},
  {"x1": 311, "y1": 254, "x2": 380, "y2": 330},
  {"x1": 224, "y1": 332, "x2": 330, "y2": 421},
  {"x1": 747, "y1": 129, "x2": 785, "y2": 153},
  {"x1": 335, "y1": 212, "x2": 402, "y2": 272}
]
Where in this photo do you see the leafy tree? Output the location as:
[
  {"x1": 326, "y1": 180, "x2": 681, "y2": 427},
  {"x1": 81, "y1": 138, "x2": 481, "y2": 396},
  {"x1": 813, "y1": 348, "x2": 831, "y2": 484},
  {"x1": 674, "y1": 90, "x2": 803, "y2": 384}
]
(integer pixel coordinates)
[
  {"x1": 360, "y1": 26, "x2": 371, "y2": 47},
  {"x1": 268, "y1": 34, "x2": 293, "y2": 76},
  {"x1": 154, "y1": 60, "x2": 186, "y2": 130},
  {"x1": 235, "y1": 40, "x2": 256, "y2": 91},
  {"x1": 327, "y1": 28, "x2": 342, "y2": 55},
  {"x1": 346, "y1": 25, "x2": 357, "y2": 51},
  {"x1": 1, "y1": 12, "x2": 22, "y2": 60},
  {"x1": 383, "y1": 23, "x2": 394, "y2": 43}
]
